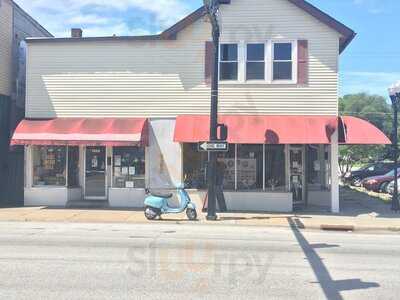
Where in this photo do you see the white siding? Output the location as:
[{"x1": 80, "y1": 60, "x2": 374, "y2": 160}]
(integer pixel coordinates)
[
  {"x1": 0, "y1": 0, "x2": 13, "y2": 96},
  {"x1": 26, "y1": 0, "x2": 341, "y2": 118}
]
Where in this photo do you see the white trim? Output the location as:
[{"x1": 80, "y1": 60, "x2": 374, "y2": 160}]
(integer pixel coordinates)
[
  {"x1": 219, "y1": 43, "x2": 240, "y2": 83},
  {"x1": 219, "y1": 40, "x2": 298, "y2": 85},
  {"x1": 331, "y1": 130, "x2": 339, "y2": 213},
  {"x1": 271, "y1": 40, "x2": 298, "y2": 84},
  {"x1": 245, "y1": 43, "x2": 266, "y2": 82}
]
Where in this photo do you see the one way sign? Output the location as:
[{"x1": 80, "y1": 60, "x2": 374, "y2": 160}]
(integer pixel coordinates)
[{"x1": 198, "y1": 141, "x2": 229, "y2": 152}]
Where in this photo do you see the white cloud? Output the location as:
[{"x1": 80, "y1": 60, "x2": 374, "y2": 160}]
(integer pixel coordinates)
[
  {"x1": 68, "y1": 14, "x2": 110, "y2": 25},
  {"x1": 340, "y1": 71, "x2": 400, "y2": 97},
  {"x1": 352, "y1": 0, "x2": 384, "y2": 14},
  {"x1": 14, "y1": 0, "x2": 194, "y2": 37}
]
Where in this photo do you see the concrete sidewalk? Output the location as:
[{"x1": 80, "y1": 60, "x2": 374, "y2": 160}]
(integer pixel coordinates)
[{"x1": 0, "y1": 206, "x2": 399, "y2": 232}]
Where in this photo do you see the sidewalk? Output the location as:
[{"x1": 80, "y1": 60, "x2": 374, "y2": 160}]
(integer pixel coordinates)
[{"x1": 0, "y1": 206, "x2": 399, "y2": 232}]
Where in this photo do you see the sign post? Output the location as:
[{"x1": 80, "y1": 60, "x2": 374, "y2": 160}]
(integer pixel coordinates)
[{"x1": 204, "y1": 0, "x2": 220, "y2": 220}]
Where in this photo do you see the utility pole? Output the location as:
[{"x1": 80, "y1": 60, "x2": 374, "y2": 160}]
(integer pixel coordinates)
[
  {"x1": 389, "y1": 82, "x2": 400, "y2": 211},
  {"x1": 204, "y1": 0, "x2": 220, "y2": 220}
]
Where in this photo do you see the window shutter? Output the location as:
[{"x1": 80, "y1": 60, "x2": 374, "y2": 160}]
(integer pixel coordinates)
[
  {"x1": 297, "y1": 40, "x2": 309, "y2": 85},
  {"x1": 205, "y1": 41, "x2": 214, "y2": 85}
]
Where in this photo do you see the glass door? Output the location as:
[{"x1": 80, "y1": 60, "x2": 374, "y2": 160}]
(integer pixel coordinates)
[
  {"x1": 85, "y1": 146, "x2": 106, "y2": 199},
  {"x1": 289, "y1": 146, "x2": 306, "y2": 209}
]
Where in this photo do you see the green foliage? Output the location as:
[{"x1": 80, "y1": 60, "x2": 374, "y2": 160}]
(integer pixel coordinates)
[
  {"x1": 339, "y1": 93, "x2": 393, "y2": 176},
  {"x1": 340, "y1": 93, "x2": 392, "y2": 135}
]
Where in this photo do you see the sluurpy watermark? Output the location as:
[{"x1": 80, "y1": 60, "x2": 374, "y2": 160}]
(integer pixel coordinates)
[{"x1": 127, "y1": 240, "x2": 273, "y2": 291}]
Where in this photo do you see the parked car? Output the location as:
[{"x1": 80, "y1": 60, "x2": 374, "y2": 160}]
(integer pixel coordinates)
[
  {"x1": 387, "y1": 179, "x2": 400, "y2": 195},
  {"x1": 344, "y1": 162, "x2": 395, "y2": 186},
  {"x1": 362, "y1": 168, "x2": 400, "y2": 192}
]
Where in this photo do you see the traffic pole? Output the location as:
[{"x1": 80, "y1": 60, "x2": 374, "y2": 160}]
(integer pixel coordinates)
[{"x1": 205, "y1": 0, "x2": 220, "y2": 221}]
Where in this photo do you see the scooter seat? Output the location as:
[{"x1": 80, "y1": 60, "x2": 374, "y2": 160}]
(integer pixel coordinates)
[{"x1": 151, "y1": 192, "x2": 173, "y2": 199}]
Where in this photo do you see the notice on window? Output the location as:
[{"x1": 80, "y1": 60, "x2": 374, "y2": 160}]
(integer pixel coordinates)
[
  {"x1": 237, "y1": 159, "x2": 257, "y2": 187},
  {"x1": 314, "y1": 161, "x2": 321, "y2": 171},
  {"x1": 114, "y1": 167, "x2": 121, "y2": 176},
  {"x1": 121, "y1": 167, "x2": 128, "y2": 175},
  {"x1": 114, "y1": 156, "x2": 121, "y2": 167},
  {"x1": 125, "y1": 181, "x2": 134, "y2": 188},
  {"x1": 129, "y1": 167, "x2": 136, "y2": 175},
  {"x1": 91, "y1": 156, "x2": 98, "y2": 168}
]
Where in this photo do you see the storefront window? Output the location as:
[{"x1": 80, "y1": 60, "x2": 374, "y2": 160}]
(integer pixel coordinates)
[
  {"x1": 237, "y1": 144, "x2": 263, "y2": 190},
  {"x1": 265, "y1": 145, "x2": 286, "y2": 191},
  {"x1": 67, "y1": 146, "x2": 79, "y2": 187},
  {"x1": 307, "y1": 145, "x2": 330, "y2": 191},
  {"x1": 217, "y1": 145, "x2": 235, "y2": 190},
  {"x1": 32, "y1": 146, "x2": 66, "y2": 186},
  {"x1": 182, "y1": 143, "x2": 287, "y2": 192},
  {"x1": 113, "y1": 147, "x2": 145, "y2": 188},
  {"x1": 183, "y1": 143, "x2": 208, "y2": 189}
]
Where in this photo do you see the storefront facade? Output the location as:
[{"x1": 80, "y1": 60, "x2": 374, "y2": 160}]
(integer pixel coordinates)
[
  {"x1": 11, "y1": 0, "x2": 391, "y2": 212},
  {"x1": 12, "y1": 116, "x2": 389, "y2": 212}
]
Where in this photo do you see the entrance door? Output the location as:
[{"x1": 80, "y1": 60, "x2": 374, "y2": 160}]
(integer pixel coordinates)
[
  {"x1": 85, "y1": 146, "x2": 106, "y2": 199},
  {"x1": 289, "y1": 146, "x2": 306, "y2": 209}
]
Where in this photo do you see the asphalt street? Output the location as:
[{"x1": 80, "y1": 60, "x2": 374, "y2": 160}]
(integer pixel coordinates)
[{"x1": 0, "y1": 221, "x2": 399, "y2": 300}]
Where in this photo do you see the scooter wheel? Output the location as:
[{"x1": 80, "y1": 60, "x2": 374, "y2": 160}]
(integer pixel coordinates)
[
  {"x1": 144, "y1": 206, "x2": 159, "y2": 220},
  {"x1": 186, "y1": 208, "x2": 197, "y2": 221}
]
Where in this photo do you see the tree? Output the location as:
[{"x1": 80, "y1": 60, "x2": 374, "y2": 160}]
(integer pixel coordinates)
[{"x1": 339, "y1": 93, "x2": 393, "y2": 176}]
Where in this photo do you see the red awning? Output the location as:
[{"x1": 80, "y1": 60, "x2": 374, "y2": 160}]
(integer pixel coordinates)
[
  {"x1": 11, "y1": 118, "x2": 148, "y2": 146},
  {"x1": 174, "y1": 115, "x2": 391, "y2": 145},
  {"x1": 340, "y1": 116, "x2": 391, "y2": 145},
  {"x1": 174, "y1": 115, "x2": 338, "y2": 144}
]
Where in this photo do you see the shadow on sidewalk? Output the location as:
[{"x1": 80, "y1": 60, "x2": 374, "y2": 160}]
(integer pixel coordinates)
[{"x1": 287, "y1": 217, "x2": 379, "y2": 300}]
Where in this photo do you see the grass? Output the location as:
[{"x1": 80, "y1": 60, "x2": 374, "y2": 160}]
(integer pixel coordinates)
[{"x1": 347, "y1": 185, "x2": 392, "y2": 204}]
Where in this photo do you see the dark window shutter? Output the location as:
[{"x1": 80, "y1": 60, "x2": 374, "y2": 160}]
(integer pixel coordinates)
[
  {"x1": 297, "y1": 40, "x2": 309, "y2": 85},
  {"x1": 205, "y1": 41, "x2": 214, "y2": 85}
]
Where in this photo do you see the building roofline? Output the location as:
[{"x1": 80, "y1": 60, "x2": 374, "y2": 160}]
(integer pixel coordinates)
[
  {"x1": 26, "y1": 34, "x2": 164, "y2": 44},
  {"x1": 25, "y1": 0, "x2": 355, "y2": 53},
  {"x1": 11, "y1": 0, "x2": 53, "y2": 37},
  {"x1": 287, "y1": 0, "x2": 356, "y2": 53}
]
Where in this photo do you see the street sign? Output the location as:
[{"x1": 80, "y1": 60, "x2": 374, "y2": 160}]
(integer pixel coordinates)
[{"x1": 198, "y1": 141, "x2": 228, "y2": 152}]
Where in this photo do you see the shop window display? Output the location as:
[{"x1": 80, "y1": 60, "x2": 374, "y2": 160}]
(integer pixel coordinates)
[
  {"x1": 307, "y1": 145, "x2": 330, "y2": 191},
  {"x1": 183, "y1": 143, "x2": 208, "y2": 189},
  {"x1": 67, "y1": 146, "x2": 79, "y2": 187},
  {"x1": 32, "y1": 146, "x2": 66, "y2": 186},
  {"x1": 237, "y1": 144, "x2": 263, "y2": 190},
  {"x1": 113, "y1": 147, "x2": 145, "y2": 188},
  {"x1": 217, "y1": 145, "x2": 236, "y2": 190},
  {"x1": 265, "y1": 145, "x2": 286, "y2": 191}
]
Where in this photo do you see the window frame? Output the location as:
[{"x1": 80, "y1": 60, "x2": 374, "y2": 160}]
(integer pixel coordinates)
[
  {"x1": 219, "y1": 43, "x2": 240, "y2": 82},
  {"x1": 271, "y1": 40, "x2": 297, "y2": 84},
  {"x1": 111, "y1": 146, "x2": 146, "y2": 189},
  {"x1": 245, "y1": 43, "x2": 267, "y2": 82},
  {"x1": 218, "y1": 40, "x2": 298, "y2": 85},
  {"x1": 30, "y1": 145, "x2": 68, "y2": 188},
  {"x1": 182, "y1": 143, "x2": 289, "y2": 192}
]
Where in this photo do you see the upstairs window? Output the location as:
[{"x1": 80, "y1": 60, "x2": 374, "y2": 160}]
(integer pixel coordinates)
[
  {"x1": 220, "y1": 44, "x2": 238, "y2": 81},
  {"x1": 246, "y1": 44, "x2": 265, "y2": 81},
  {"x1": 273, "y1": 42, "x2": 293, "y2": 81}
]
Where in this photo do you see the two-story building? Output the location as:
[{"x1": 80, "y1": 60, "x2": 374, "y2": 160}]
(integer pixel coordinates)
[
  {"x1": 0, "y1": 0, "x2": 52, "y2": 205},
  {"x1": 11, "y1": 0, "x2": 390, "y2": 212}
]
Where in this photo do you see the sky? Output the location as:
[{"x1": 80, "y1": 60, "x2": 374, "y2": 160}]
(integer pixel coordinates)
[{"x1": 14, "y1": 0, "x2": 400, "y2": 99}]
